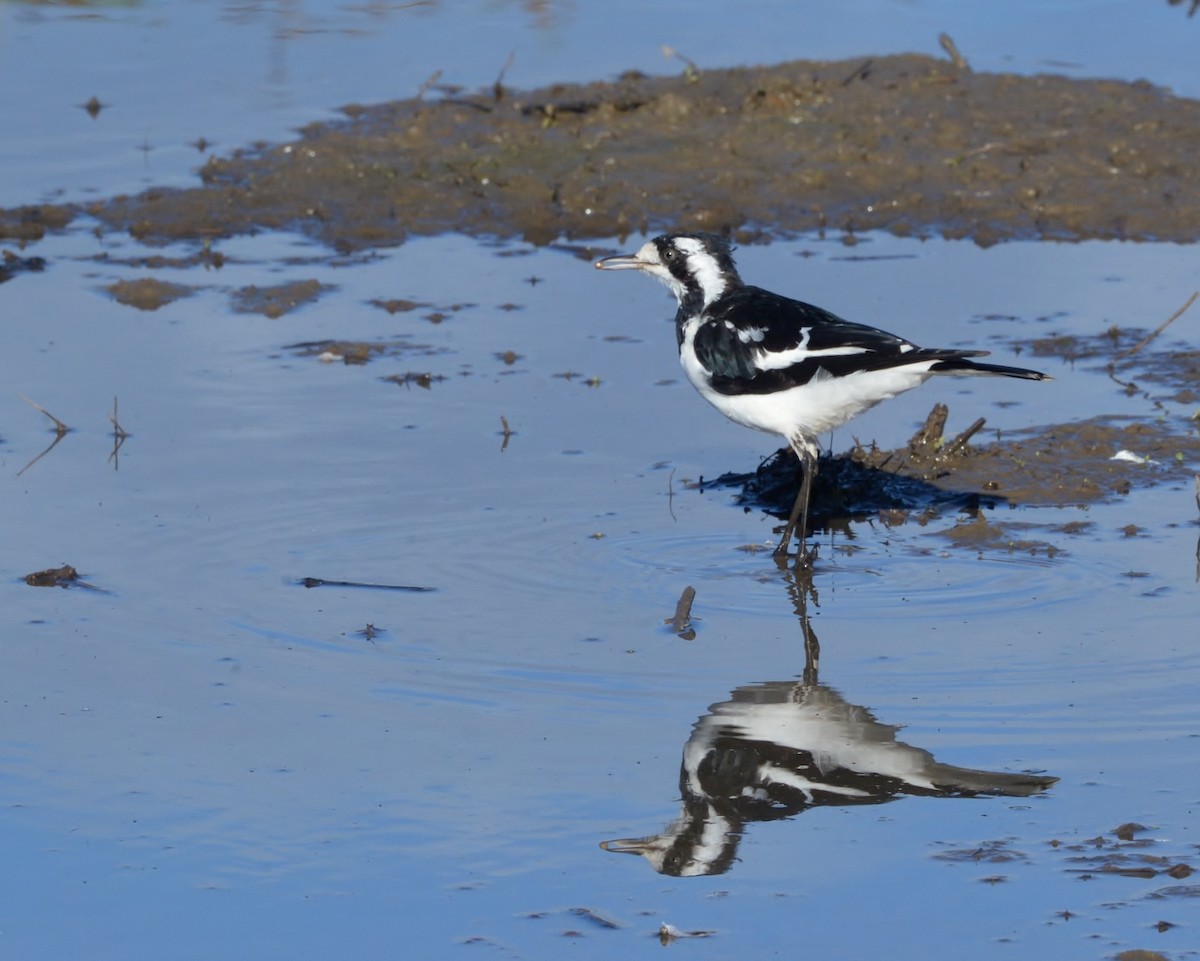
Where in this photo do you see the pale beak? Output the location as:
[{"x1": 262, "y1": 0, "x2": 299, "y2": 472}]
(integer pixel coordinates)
[
  {"x1": 594, "y1": 253, "x2": 648, "y2": 271},
  {"x1": 599, "y1": 837, "x2": 652, "y2": 854}
]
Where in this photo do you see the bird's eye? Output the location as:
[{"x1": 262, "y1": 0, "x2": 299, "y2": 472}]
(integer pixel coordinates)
[{"x1": 662, "y1": 248, "x2": 676, "y2": 262}]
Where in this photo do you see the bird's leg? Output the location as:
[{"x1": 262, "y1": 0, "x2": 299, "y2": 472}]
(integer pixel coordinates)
[
  {"x1": 793, "y1": 447, "x2": 818, "y2": 570},
  {"x1": 774, "y1": 443, "x2": 818, "y2": 569}
]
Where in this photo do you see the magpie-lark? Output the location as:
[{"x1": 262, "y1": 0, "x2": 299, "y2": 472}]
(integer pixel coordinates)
[{"x1": 596, "y1": 232, "x2": 1050, "y2": 567}]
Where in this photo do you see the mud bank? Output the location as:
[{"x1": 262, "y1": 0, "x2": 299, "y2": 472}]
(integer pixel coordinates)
[{"x1": 5, "y1": 53, "x2": 1200, "y2": 248}]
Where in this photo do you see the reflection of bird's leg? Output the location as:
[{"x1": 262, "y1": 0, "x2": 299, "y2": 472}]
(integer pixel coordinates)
[
  {"x1": 775, "y1": 439, "x2": 818, "y2": 570},
  {"x1": 778, "y1": 556, "x2": 820, "y2": 684},
  {"x1": 800, "y1": 607, "x2": 820, "y2": 687}
]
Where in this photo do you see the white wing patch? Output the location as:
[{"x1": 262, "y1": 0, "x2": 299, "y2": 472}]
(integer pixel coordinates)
[
  {"x1": 751, "y1": 343, "x2": 869, "y2": 371},
  {"x1": 735, "y1": 326, "x2": 766, "y2": 344}
]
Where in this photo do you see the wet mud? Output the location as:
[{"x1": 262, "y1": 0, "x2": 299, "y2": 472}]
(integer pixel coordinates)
[
  {"x1": 231, "y1": 278, "x2": 335, "y2": 319},
  {"x1": 716, "y1": 407, "x2": 1200, "y2": 554},
  {"x1": 0, "y1": 250, "x2": 47, "y2": 284},
  {"x1": 106, "y1": 277, "x2": 195, "y2": 311},
  {"x1": 5, "y1": 54, "x2": 1200, "y2": 248}
]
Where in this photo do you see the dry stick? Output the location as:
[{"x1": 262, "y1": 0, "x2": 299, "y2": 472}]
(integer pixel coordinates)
[
  {"x1": 415, "y1": 69, "x2": 443, "y2": 101},
  {"x1": 841, "y1": 58, "x2": 874, "y2": 86},
  {"x1": 907, "y1": 402, "x2": 948, "y2": 455},
  {"x1": 108, "y1": 397, "x2": 129, "y2": 469},
  {"x1": 493, "y1": 50, "x2": 516, "y2": 101},
  {"x1": 943, "y1": 417, "x2": 987, "y2": 458},
  {"x1": 938, "y1": 32, "x2": 971, "y2": 71},
  {"x1": 17, "y1": 433, "x2": 67, "y2": 477},
  {"x1": 661, "y1": 45, "x2": 701, "y2": 80},
  {"x1": 300, "y1": 577, "x2": 435, "y2": 592},
  {"x1": 668, "y1": 585, "x2": 697, "y2": 638},
  {"x1": 1119, "y1": 290, "x2": 1198, "y2": 358},
  {"x1": 109, "y1": 396, "x2": 129, "y2": 439},
  {"x1": 20, "y1": 394, "x2": 70, "y2": 436}
]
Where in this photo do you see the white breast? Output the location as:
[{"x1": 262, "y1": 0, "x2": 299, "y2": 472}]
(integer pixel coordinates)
[{"x1": 678, "y1": 318, "x2": 938, "y2": 446}]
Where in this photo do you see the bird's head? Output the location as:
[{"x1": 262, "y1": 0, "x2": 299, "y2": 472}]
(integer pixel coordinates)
[{"x1": 595, "y1": 232, "x2": 742, "y2": 308}]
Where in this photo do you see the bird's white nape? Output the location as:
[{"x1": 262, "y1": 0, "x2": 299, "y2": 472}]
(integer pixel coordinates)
[{"x1": 674, "y1": 236, "x2": 729, "y2": 306}]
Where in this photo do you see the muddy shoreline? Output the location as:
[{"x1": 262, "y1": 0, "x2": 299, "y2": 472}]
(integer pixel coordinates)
[{"x1": 5, "y1": 53, "x2": 1200, "y2": 249}]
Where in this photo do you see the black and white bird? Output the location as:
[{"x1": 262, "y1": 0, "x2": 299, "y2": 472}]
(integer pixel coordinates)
[{"x1": 595, "y1": 233, "x2": 1050, "y2": 567}]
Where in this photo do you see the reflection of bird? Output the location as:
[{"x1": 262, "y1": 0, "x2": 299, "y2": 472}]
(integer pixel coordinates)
[
  {"x1": 596, "y1": 233, "x2": 1049, "y2": 567},
  {"x1": 603, "y1": 574, "x2": 1056, "y2": 877},
  {"x1": 602, "y1": 678, "x2": 1058, "y2": 877}
]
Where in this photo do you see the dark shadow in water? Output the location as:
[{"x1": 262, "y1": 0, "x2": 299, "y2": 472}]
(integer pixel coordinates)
[
  {"x1": 602, "y1": 568, "x2": 1057, "y2": 877},
  {"x1": 701, "y1": 447, "x2": 1002, "y2": 542}
]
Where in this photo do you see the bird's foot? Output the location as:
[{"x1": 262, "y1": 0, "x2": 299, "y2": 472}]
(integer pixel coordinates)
[
  {"x1": 773, "y1": 539, "x2": 817, "y2": 571},
  {"x1": 794, "y1": 541, "x2": 817, "y2": 572}
]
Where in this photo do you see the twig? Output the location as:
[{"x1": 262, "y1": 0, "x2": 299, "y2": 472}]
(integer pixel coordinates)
[
  {"x1": 841, "y1": 58, "x2": 873, "y2": 86},
  {"x1": 20, "y1": 394, "x2": 70, "y2": 436},
  {"x1": 1119, "y1": 290, "x2": 1198, "y2": 358},
  {"x1": 661, "y1": 45, "x2": 700, "y2": 81},
  {"x1": 493, "y1": 50, "x2": 515, "y2": 101},
  {"x1": 665, "y1": 585, "x2": 697, "y2": 639},
  {"x1": 108, "y1": 396, "x2": 129, "y2": 439},
  {"x1": 943, "y1": 417, "x2": 986, "y2": 457},
  {"x1": 108, "y1": 396, "x2": 129, "y2": 469},
  {"x1": 300, "y1": 577, "x2": 435, "y2": 592},
  {"x1": 907, "y1": 402, "x2": 948, "y2": 456},
  {"x1": 938, "y1": 32, "x2": 971, "y2": 71},
  {"x1": 416, "y1": 69, "x2": 443, "y2": 101},
  {"x1": 17, "y1": 433, "x2": 68, "y2": 476}
]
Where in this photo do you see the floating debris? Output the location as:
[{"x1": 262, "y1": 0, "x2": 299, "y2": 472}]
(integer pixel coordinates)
[
  {"x1": 1111, "y1": 449, "x2": 1157, "y2": 464},
  {"x1": 356, "y1": 623, "x2": 383, "y2": 642},
  {"x1": 0, "y1": 249, "x2": 47, "y2": 284},
  {"x1": 299, "y1": 577, "x2": 435, "y2": 592},
  {"x1": 659, "y1": 923, "x2": 715, "y2": 944},
  {"x1": 24, "y1": 564, "x2": 79, "y2": 588},
  {"x1": 567, "y1": 907, "x2": 621, "y2": 930},
  {"x1": 384, "y1": 371, "x2": 446, "y2": 389},
  {"x1": 664, "y1": 585, "x2": 697, "y2": 640},
  {"x1": 80, "y1": 95, "x2": 106, "y2": 118}
]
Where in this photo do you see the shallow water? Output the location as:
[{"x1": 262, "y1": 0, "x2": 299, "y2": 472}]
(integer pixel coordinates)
[
  {"x1": 3, "y1": 2, "x2": 1200, "y2": 958},
  {"x1": 2, "y1": 0, "x2": 1199, "y2": 207},
  {"x1": 2, "y1": 224, "x2": 1198, "y2": 960}
]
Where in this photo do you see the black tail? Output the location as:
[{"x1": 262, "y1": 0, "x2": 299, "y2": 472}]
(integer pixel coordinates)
[{"x1": 931, "y1": 353, "x2": 1051, "y2": 381}]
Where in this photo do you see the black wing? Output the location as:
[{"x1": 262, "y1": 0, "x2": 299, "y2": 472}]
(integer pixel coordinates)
[{"x1": 690, "y1": 286, "x2": 976, "y2": 394}]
